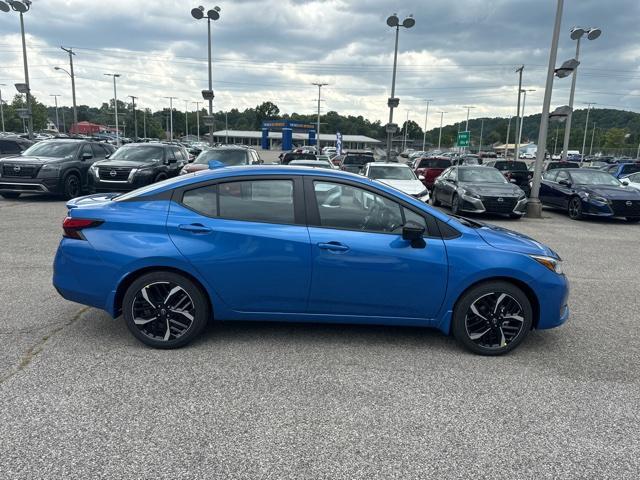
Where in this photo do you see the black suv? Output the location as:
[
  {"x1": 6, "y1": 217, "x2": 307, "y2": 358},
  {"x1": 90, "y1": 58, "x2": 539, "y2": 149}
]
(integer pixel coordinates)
[
  {"x1": 0, "y1": 139, "x2": 115, "y2": 199},
  {"x1": 339, "y1": 151, "x2": 375, "y2": 174},
  {"x1": 0, "y1": 136, "x2": 33, "y2": 158},
  {"x1": 89, "y1": 143, "x2": 188, "y2": 193},
  {"x1": 484, "y1": 160, "x2": 532, "y2": 195}
]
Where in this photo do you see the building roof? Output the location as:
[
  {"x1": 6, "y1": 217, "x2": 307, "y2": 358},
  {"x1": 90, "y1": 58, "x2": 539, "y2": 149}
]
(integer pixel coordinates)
[{"x1": 212, "y1": 130, "x2": 380, "y2": 143}]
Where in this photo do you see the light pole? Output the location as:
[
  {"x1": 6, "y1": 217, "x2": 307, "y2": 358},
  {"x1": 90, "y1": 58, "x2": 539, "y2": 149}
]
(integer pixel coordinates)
[
  {"x1": 504, "y1": 116, "x2": 512, "y2": 158},
  {"x1": 129, "y1": 95, "x2": 138, "y2": 140},
  {"x1": 385, "y1": 13, "x2": 415, "y2": 160},
  {"x1": 402, "y1": 110, "x2": 409, "y2": 151},
  {"x1": 60, "y1": 47, "x2": 77, "y2": 126},
  {"x1": 143, "y1": 108, "x2": 147, "y2": 139},
  {"x1": 479, "y1": 119, "x2": 484, "y2": 154},
  {"x1": 183, "y1": 100, "x2": 189, "y2": 140},
  {"x1": 191, "y1": 5, "x2": 220, "y2": 147},
  {"x1": 164, "y1": 96, "x2": 177, "y2": 141},
  {"x1": 1, "y1": 0, "x2": 34, "y2": 139},
  {"x1": 225, "y1": 111, "x2": 228, "y2": 144},
  {"x1": 50, "y1": 94, "x2": 61, "y2": 132},
  {"x1": 192, "y1": 101, "x2": 201, "y2": 141},
  {"x1": 0, "y1": 83, "x2": 6, "y2": 132},
  {"x1": 312, "y1": 82, "x2": 328, "y2": 152},
  {"x1": 462, "y1": 105, "x2": 475, "y2": 152},
  {"x1": 528, "y1": 0, "x2": 565, "y2": 218},
  {"x1": 438, "y1": 111, "x2": 447, "y2": 150},
  {"x1": 514, "y1": 65, "x2": 524, "y2": 160},
  {"x1": 589, "y1": 122, "x2": 596, "y2": 156},
  {"x1": 517, "y1": 89, "x2": 535, "y2": 155},
  {"x1": 104, "y1": 73, "x2": 121, "y2": 146},
  {"x1": 421, "y1": 99, "x2": 433, "y2": 151},
  {"x1": 561, "y1": 26, "x2": 602, "y2": 160},
  {"x1": 580, "y1": 102, "x2": 595, "y2": 164}
]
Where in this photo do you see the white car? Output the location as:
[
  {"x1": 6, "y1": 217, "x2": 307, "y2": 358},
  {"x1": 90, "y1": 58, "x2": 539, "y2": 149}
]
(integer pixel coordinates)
[
  {"x1": 322, "y1": 146, "x2": 337, "y2": 155},
  {"x1": 363, "y1": 162, "x2": 430, "y2": 202},
  {"x1": 621, "y1": 172, "x2": 640, "y2": 191}
]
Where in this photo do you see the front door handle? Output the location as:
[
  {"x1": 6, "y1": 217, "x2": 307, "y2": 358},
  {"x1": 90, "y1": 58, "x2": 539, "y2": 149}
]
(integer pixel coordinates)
[
  {"x1": 317, "y1": 241, "x2": 350, "y2": 252},
  {"x1": 178, "y1": 223, "x2": 212, "y2": 234}
]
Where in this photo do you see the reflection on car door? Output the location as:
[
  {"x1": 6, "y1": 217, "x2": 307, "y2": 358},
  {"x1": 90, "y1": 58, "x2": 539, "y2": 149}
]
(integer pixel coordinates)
[
  {"x1": 167, "y1": 176, "x2": 312, "y2": 313},
  {"x1": 304, "y1": 177, "x2": 448, "y2": 320}
]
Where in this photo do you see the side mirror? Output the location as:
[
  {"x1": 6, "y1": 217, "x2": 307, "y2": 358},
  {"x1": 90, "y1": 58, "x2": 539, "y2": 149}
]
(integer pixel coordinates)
[
  {"x1": 104, "y1": 153, "x2": 111, "y2": 159},
  {"x1": 621, "y1": 179, "x2": 630, "y2": 186},
  {"x1": 81, "y1": 152, "x2": 93, "y2": 160},
  {"x1": 402, "y1": 225, "x2": 426, "y2": 248},
  {"x1": 418, "y1": 174, "x2": 425, "y2": 180}
]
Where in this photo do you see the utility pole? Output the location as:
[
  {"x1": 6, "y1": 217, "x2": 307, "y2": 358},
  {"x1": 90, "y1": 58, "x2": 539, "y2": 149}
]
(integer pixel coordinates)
[
  {"x1": 402, "y1": 110, "x2": 409, "y2": 151},
  {"x1": 192, "y1": 101, "x2": 201, "y2": 141},
  {"x1": 517, "y1": 89, "x2": 535, "y2": 155},
  {"x1": 589, "y1": 122, "x2": 596, "y2": 156},
  {"x1": 312, "y1": 83, "x2": 328, "y2": 151},
  {"x1": 164, "y1": 96, "x2": 177, "y2": 141},
  {"x1": 514, "y1": 65, "x2": 524, "y2": 160},
  {"x1": 554, "y1": 127, "x2": 559, "y2": 156},
  {"x1": 580, "y1": 102, "x2": 595, "y2": 164},
  {"x1": 61, "y1": 107, "x2": 65, "y2": 133},
  {"x1": 438, "y1": 111, "x2": 447, "y2": 150},
  {"x1": 143, "y1": 108, "x2": 147, "y2": 139},
  {"x1": 479, "y1": 119, "x2": 484, "y2": 153},
  {"x1": 50, "y1": 94, "x2": 61, "y2": 132},
  {"x1": 462, "y1": 105, "x2": 475, "y2": 152},
  {"x1": 0, "y1": 84, "x2": 5, "y2": 133},
  {"x1": 504, "y1": 116, "x2": 512, "y2": 158},
  {"x1": 225, "y1": 111, "x2": 228, "y2": 144},
  {"x1": 129, "y1": 95, "x2": 138, "y2": 140},
  {"x1": 184, "y1": 100, "x2": 189, "y2": 140},
  {"x1": 421, "y1": 99, "x2": 432, "y2": 151},
  {"x1": 61, "y1": 47, "x2": 77, "y2": 126},
  {"x1": 104, "y1": 74, "x2": 121, "y2": 146}
]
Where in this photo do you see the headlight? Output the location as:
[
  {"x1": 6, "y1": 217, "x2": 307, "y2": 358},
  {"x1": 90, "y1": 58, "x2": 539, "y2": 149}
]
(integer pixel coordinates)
[
  {"x1": 40, "y1": 164, "x2": 61, "y2": 171},
  {"x1": 530, "y1": 255, "x2": 563, "y2": 275},
  {"x1": 461, "y1": 189, "x2": 480, "y2": 199},
  {"x1": 588, "y1": 194, "x2": 608, "y2": 204}
]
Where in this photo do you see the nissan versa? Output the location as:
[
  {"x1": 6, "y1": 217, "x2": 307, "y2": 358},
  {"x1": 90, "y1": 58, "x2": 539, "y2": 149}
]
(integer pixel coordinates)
[{"x1": 53, "y1": 166, "x2": 569, "y2": 355}]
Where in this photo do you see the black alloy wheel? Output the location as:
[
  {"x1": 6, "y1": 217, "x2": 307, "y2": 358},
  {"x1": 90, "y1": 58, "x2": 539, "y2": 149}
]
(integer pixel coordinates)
[
  {"x1": 63, "y1": 173, "x2": 81, "y2": 200},
  {"x1": 452, "y1": 281, "x2": 533, "y2": 355},
  {"x1": 568, "y1": 197, "x2": 583, "y2": 220},
  {"x1": 123, "y1": 272, "x2": 210, "y2": 348}
]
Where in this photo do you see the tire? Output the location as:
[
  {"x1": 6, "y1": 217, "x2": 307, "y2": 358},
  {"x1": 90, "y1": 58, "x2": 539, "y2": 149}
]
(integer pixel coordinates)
[
  {"x1": 626, "y1": 217, "x2": 640, "y2": 223},
  {"x1": 62, "y1": 173, "x2": 81, "y2": 200},
  {"x1": 1, "y1": 192, "x2": 21, "y2": 199},
  {"x1": 451, "y1": 194, "x2": 460, "y2": 215},
  {"x1": 153, "y1": 173, "x2": 167, "y2": 184},
  {"x1": 431, "y1": 191, "x2": 441, "y2": 207},
  {"x1": 122, "y1": 271, "x2": 210, "y2": 349},
  {"x1": 567, "y1": 196, "x2": 583, "y2": 220},
  {"x1": 452, "y1": 281, "x2": 533, "y2": 356},
  {"x1": 509, "y1": 213, "x2": 522, "y2": 220}
]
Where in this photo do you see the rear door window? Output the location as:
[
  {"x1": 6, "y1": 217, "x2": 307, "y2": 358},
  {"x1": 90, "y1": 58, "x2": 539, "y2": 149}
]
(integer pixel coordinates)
[{"x1": 219, "y1": 180, "x2": 295, "y2": 224}]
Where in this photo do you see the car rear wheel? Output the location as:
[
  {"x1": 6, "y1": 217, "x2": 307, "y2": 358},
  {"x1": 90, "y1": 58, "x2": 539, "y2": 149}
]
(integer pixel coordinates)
[
  {"x1": 1, "y1": 192, "x2": 21, "y2": 199},
  {"x1": 123, "y1": 272, "x2": 210, "y2": 349},
  {"x1": 452, "y1": 281, "x2": 533, "y2": 355},
  {"x1": 62, "y1": 173, "x2": 81, "y2": 200},
  {"x1": 568, "y1": 197, "x2": 583, "y2": 220}
]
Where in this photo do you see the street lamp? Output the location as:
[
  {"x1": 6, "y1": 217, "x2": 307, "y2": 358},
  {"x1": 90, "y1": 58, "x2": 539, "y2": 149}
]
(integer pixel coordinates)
[
  {"x1": 560, "y1": 25, "x2": 602, "y2": 161},
  {"x1": 192, "y1": 101, "x2": 201, "y2": 141},
  {"x1": 385, "y1": 12, "x2": 415, "y2": 160},
  {"x1": 50, "y1": 94, "x2": 61, "y2": 132},
  {"x1": 516, "y1": 89, "x2": 535, "y2": 154},
  {"x1": 1, "y1": 0, "x2": 34, "y2": 139},
  {"x1": 421, "y1": 99, "x2": 433, "y2": 152},
  {"x1": 104, "y1": 73, "x2": 121, "y2": 146},
  {"x1": 59, "y1": 47, "x2": 77, "y2": 126},
  {"x1": 580, "y1": 102, "x2": 595, "y2": 164},
  {"x1": 462, "y1": 105, "x2": 475, "y2": 152},
  {"x1": 164, "y1": 96, "x2": 177, "y2": 141},
  {"x1": 312, "y1": 83, "x2": 328, "y2": 152},
  {"x1": 183, "y1": 99, "x2": 190, "y2": 140},
  {"x1": 437, "y1": 111, "x2": 447, "y2": 150},
  {"x1": 191, "y1": 5, "x2": 221, "y2": 147},
  {"x1": 0, "y1": 83, "x2": 6, "y2": 133}
]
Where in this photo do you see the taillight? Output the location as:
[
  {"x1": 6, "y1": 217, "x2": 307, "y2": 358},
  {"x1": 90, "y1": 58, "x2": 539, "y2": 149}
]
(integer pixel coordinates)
[{"x1": 63, "y1": 217, "x2": 103, "y2": 240}]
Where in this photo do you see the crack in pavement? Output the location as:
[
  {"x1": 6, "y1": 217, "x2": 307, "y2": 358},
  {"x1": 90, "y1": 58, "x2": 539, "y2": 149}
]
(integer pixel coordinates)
[{"x1": 0, "y1": 306, "x2": 90, "y2": 386}]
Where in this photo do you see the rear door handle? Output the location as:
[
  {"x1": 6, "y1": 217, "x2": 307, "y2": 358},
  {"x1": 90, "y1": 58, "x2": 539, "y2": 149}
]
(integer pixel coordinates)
[
  {"x1": 317, "y1": 242, "x2": 350, "y2": 252},
  {"x1": 178, "y1": 223, "x2": 212, "y2": 234}
]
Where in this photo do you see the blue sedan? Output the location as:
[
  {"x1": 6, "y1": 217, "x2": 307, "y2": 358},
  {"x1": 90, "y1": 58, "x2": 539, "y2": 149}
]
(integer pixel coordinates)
[{"x1": 53, "y1": 166, "x2": 569, "y2": 355}]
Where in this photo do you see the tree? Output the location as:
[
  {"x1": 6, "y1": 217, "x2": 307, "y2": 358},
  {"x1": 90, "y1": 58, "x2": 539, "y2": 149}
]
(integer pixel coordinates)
[
  {"x1": 255, "y1": 101, "x2": 280, "y2": 128},
  {"x1": 604, "y1": 127, "x2": 627, "y2": 149}
]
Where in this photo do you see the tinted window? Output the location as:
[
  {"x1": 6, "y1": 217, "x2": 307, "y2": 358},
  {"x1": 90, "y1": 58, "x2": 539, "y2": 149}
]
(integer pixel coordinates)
[
  {"x1": 219, "y1": 180, "x2": 294, "y2": 224},
  {"x1": 80, "y1": 144, "x2": 93, "y2": 158},
  {"x1": 569, "y1": 170, "x2": 621, "y2": 186},
  {"x1": 556, "y1": 170, "x2": 570, "y2": 183},
  {"x1": 313, "y1": 182, "x2": 404, "y2": 233},
  {"x1": 543, "y1": 169, "x2": 559, "y2": 182},
  {"x1": 183, "y1": 184, "x2": 218, "y2": 217},
  {"x1": 0, "y1": 140, "x2": 22, "y2": 154},
  {"x1": 493, "y1": 161, "x2": 528, "y2": 171},
  {"x1": 109, "y1": 145, "x2": 163, "y2": 162},
  {"x1": 417, "y1": 158, "x2": 451, "y2": 169},
  {"x1": 22, "y1": 141, "x2": 79, "y2": 158},
  {"x1": 172, "y1": 147, "x2": 187, "y2": 161},
  {"x1": 621, "y1": 164, "x2": 640, "y2": 175},
  {"x1": 196, "y1": 149, "x2": 248, "y2": 166},
  {"x1": 343, "y1": 155, "x2": 372, "y2": 166},
  {"x1": 91, "y1": 143, "x2": 107, "y2": 159},
  {"x1": 458, "y1": 168, "x2": 508, "y2": 183}
]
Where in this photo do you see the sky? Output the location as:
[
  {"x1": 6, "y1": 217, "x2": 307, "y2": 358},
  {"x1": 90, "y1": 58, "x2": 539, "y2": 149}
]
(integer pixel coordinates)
[{"x1": 0, "y1": 0, "x2": 639, "y2": 129}]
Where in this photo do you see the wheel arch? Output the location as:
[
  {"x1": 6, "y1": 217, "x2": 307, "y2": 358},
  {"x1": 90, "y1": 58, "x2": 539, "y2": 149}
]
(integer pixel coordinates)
[
  {"x1": 450, "y1": 276, "x2": 540, "y2": 334},
  {"x1": 113, "y1": 266, "x2": 214, "y2": 319}
]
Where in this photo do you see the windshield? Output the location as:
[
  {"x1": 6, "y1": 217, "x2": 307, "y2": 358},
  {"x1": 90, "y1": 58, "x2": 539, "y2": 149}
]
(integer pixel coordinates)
[
  {"x1": 343, "y1": 155, "x2": 372, "y2": 165},
  {"x1": 22, "y1": 141, "x2": 79, "y2": 158},
  {"x1": 459, "y1": 168, "x2": 508, "y2": 183},
  {"x1": 570, "y1": 171, "x2": 621, "y2": 186},
  {"x1": 368, "y1": 166, "x2": 416, "y2": 180},
  {"x1": 109, "y1": 146, "x2": 164, "y2": 162},
  {"x1": 460, "y1": 156, "x2": 480, "y2": 165},
  {"x1": 195, "y1": 149, "x2": 247, "y2": 166},
  {"x1": 493, "y1": 161, "x2": 528, "y2": 171},
  {"x1": 418, "y1": 158, "x2": 451, "y2": 169}
]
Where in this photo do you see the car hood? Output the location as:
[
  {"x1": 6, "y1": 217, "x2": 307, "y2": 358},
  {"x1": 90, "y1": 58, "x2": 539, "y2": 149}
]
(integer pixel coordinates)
[
  {"x1": 576, "y1": 185, "x2": 640, "y2": 200},
  {"x1": 377, "y1": 179, "x2": 426, "y2": 195},
  {"x1": 0, "y1": 155, "x2": 65, "y2": 165},
  {"x1": 460, "y1": 182, "x2": 522, "y2": 196},
  {"x1": 93, "y1": 159, "x2": 159, "y2": 169},
  {"x1": 475, "y1": 222, "x2": 556, "y2": 257}
]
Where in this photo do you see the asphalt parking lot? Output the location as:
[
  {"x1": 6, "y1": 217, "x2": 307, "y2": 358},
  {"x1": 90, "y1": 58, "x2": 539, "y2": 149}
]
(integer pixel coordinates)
[{"x1": 1, "y1": 195, "x2": 639, "y2": 479}]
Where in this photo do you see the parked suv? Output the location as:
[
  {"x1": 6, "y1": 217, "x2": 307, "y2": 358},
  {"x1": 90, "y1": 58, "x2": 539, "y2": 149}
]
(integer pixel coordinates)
[
  {"x1": 412, "y1": 156, "x2": 452, "y2": 190},
  {"x1": 89, "y1": 143, "x2": 188, "y2": 192},
  {"x1": 484, "y1": 160, "x2": 533, "y2": 195},
  {"x1": 0, "y1": 137, "x2": 33, "y2": 158},
  {"x1": 181, "y1": 145, "x2": 262, "y2": 174},
  {"x1": 339, "y1": 151, "x2": 375, "y2": 174},
  {"x1": 0, "y1": 139, "x2": 115, "y2": 199}
]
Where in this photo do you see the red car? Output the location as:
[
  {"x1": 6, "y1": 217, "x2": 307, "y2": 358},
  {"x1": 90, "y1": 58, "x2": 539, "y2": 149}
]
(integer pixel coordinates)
[{"x1": 413, "y1": 156, "x2": 452, "y2": 189}]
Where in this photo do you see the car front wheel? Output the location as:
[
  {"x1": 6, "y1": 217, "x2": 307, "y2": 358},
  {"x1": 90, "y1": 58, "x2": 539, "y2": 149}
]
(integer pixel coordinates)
[
  {"x1": 62, "y1": 173, "x2": 81, "y2": 200},
  {"x1": 452, "y1": 281, "x2": 533, "y2": 355},
  {"x1": 568, "y1": 197, "x2": 583, "y2": 220},
  {"x1": 122, "y1": 272, "x2": 210, "y2": 349}
]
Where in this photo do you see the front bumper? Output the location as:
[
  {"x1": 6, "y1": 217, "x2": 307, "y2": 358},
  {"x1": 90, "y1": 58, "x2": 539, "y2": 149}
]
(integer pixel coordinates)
[
  {"x1": 0, "y1": 177, "x2": 60, "y2": 194},
  {"x1": 459, "y1": 195, "x2": 528, "y2": 215},
  {"x1": 580, "y1": 198, "x2": 640, "y2": 218}
]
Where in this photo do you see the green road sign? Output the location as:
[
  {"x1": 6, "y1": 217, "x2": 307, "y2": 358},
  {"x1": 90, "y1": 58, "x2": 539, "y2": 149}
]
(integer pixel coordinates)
[{"x1": 457, "y1": 131, "x2": 470, "y2": 147}]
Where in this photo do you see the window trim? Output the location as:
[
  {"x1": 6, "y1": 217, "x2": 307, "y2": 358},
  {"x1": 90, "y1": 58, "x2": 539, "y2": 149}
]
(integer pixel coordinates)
[
  {"x1": 303, "y1": 176, "x2": 441, "y2": 238},
  {"x1": 175, "y1": 174, "x2": 306, "y2": 226}
]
